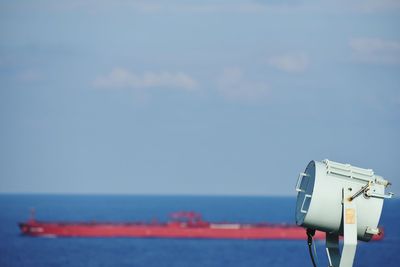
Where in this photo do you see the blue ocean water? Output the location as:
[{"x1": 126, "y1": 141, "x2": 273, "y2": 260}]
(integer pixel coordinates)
[{"x1": 0, "y1": 195, "x2": 398, "y2": 267}]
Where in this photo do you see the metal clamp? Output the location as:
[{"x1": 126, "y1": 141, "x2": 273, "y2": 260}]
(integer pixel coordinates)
[{"x1": 349, "y1": 182, "x2": 371, "y2": 201}]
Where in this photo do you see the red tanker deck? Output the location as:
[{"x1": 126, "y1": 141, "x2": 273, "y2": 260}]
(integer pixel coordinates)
[{"x1": 19, "y1": 211, "x2": 383, "y2": 240}]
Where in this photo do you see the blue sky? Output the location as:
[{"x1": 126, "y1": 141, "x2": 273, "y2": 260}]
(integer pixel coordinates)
[{"x1": 0, "y1": 0, "x2": 399, "y2": 195}]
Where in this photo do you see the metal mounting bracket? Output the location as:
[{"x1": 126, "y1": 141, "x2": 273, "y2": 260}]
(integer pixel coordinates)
[{"x1": 325, "y1": 188, "x2": 358, "y2": 267}]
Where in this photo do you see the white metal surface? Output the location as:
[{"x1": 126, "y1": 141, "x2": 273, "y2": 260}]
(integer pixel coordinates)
[
  {"x1": 324, "y1": 188, "x2": 360, "y2": 267},
  {"x1": 339, "y1": 188, "x2": 358, "y2": 267},
  {"x1": 295, "y1": 159, "x2": 392, "y2": 241}
]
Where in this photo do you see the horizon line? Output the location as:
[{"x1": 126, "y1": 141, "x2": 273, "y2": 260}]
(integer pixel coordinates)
[{"x1": 0, "y1": 192, "x2": 297, "y2": 197}]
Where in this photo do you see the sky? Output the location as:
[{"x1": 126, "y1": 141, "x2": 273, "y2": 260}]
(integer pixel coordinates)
[{"x1": 0, "y1": 0, "x2": 399, "y2": 196}]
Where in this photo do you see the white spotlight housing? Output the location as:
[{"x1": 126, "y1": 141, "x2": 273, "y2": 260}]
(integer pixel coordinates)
[{"x1": 295, "y1": 159, "x2": 393, "y2": 267}]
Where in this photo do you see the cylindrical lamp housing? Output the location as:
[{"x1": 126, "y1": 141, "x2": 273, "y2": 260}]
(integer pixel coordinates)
[{"x1": 295, "y1": 159, "x2": 388, "y2": 241}]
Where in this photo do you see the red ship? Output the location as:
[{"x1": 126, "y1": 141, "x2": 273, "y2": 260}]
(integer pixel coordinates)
[{"x1": 19, "y1": 211, "x2": 383, "y2": 240}]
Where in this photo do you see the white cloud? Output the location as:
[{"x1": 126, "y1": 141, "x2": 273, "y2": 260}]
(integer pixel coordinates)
[
  {"x1": 268, "y1": 54, "x2": 309, "y2": 73},
  {"x1": 45, "y1": 0, "x2": 306, "y2": 15},
  {"x1": 93, "y1": 67, "x2": 197, "y2": 91},
  {"x1": 171, "y1": 3, "x2": 269, "y2": 14},
  {"x1": 322, "y1": 0, "x2": 400, "y2": 13},
  {"x1": 354, "y1": 0, "x2": 400, "y2": 12},
  {"x1": 349, "y1": 38, "x2": 400, "y2": 64},
  {"x1": 217, "y1": 67, "x2": 269, "y2": 102},
  {"x1": 17, "y1": 69, "x2": 43, "y2": 83},
  {"x1": 33, "y1": 0, "x2": 400, "y2": 15}
]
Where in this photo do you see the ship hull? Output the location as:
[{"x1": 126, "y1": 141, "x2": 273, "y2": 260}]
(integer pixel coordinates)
[{"x1": 19, "y1": 221, "x2": 330, "y2": 240}]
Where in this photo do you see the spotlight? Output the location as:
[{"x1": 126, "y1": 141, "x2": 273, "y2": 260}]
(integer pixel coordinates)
[{"x1": 295, "y1": 159, "x2": 393, "y2": 267}]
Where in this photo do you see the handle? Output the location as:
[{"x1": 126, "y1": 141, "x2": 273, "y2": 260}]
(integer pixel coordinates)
[
  {"x1": 296, "y1": 172, "x2": 308, "y2": 192},
  {"x1": 365, "y1": 191, "x2": 394, "y2": 199},
  {"x1": 300, "y1": 194, "x2": 312, "y2": 214}
]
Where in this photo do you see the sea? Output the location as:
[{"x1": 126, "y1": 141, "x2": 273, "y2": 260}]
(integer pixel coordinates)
[{"x1": 0, "y1": 195, "x2": 399, "y2": 267}]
